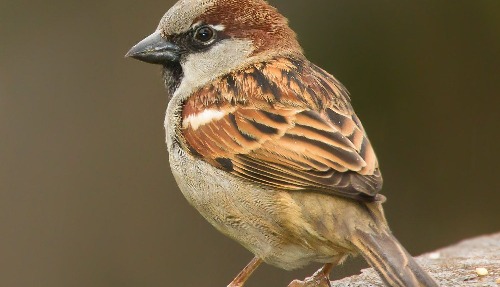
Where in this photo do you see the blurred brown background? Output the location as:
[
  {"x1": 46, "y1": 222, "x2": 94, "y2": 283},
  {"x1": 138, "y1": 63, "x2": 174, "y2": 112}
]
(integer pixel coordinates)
[{"x1": 1, "y1": 1, "x2": 499, "y2": 286}]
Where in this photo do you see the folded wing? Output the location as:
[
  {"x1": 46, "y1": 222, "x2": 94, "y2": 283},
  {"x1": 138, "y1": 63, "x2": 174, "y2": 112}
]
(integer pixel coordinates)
[{"x1": 181, "y1": 58, "x2": 382, "y2": 201}]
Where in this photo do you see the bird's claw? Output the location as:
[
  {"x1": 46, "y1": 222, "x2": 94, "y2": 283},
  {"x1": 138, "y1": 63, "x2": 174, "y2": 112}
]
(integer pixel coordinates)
[{"x1": 287, "y1": 270, "x2": 331, "y2": 287}]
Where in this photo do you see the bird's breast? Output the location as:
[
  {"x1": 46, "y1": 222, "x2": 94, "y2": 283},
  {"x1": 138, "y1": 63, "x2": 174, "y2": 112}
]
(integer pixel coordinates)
[{"x1": 167, "y1": 140, "x2": 361, "y2": 269}]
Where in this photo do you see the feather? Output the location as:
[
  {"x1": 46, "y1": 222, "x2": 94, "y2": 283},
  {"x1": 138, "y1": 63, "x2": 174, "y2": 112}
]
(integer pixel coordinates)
[{"x1": 181, "y1": 57, "x2": 382, "y2": 201}]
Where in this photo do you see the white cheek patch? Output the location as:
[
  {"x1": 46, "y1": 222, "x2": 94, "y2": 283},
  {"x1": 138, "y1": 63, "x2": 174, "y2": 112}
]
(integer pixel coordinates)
[
  {"x1": 183, "y1": 109, "x2": 227, "y2": 130},
  {"x1": 175, "y1": 39, "x2": 253, "y2": 100}
]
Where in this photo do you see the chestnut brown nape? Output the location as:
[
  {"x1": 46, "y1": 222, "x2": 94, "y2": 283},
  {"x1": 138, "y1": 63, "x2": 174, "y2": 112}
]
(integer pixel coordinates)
[{"x1": 194, "y1": 0, "x2": 303, "y2": 56}]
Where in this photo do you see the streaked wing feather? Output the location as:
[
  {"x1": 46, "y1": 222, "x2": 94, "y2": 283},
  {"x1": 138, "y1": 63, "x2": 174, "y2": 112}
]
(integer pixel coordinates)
[{"x1": 181, "y1": 58, "x2": 383, "y2": 201}]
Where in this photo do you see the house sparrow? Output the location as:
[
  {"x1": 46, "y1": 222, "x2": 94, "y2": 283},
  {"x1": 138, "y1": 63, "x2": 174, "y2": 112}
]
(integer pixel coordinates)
[{"x1": 126, "y1": 0, "x2": 439, "y2": 286}]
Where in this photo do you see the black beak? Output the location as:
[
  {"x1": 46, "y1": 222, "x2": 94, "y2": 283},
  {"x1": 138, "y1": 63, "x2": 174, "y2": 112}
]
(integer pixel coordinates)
[{"x1": 126, "y1": 31, "x2": 180, "y2": 64}]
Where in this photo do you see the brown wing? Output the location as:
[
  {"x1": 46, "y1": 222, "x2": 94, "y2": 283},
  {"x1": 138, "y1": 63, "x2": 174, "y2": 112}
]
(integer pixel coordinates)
[{"x1": 181, "y1": 58, "x2": 382, "y2": 201}]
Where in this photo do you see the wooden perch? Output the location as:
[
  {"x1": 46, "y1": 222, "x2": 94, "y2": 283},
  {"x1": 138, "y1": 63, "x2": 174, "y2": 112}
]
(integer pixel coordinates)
[{"x1": 330, "y1": 233, "x2": 500, "y2": 287}]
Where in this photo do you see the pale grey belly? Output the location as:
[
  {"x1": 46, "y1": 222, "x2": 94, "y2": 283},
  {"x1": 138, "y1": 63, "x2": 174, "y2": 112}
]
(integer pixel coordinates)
[{"x1": 168, "y1": 144, "x2": 351, "y2": 270}]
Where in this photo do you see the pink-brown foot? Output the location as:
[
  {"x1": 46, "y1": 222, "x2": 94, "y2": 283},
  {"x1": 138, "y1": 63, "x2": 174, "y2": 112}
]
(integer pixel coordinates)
[
  {"x1": 287, "y1": 276, "x2": 331, "y2": 287},
  {"x1": 287, "y1": 263, "x2": 333, "y2": 287}
]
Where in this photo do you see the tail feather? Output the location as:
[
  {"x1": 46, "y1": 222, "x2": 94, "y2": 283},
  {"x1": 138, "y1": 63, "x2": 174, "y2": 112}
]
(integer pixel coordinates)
[{"x1": 351, "y1": 229, "x2": 438, "y2": 287}]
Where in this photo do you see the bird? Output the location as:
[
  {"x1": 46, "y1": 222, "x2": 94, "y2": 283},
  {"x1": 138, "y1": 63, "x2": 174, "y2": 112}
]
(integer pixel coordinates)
[{"x1": 126, "y1": 0, "x2": 439, "y2": 286}]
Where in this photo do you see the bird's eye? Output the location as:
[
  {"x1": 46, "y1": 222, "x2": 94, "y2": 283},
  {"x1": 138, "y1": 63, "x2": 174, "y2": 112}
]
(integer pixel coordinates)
[{"x1": 194, "y1": 26, "x2": 215, "y2": 43}]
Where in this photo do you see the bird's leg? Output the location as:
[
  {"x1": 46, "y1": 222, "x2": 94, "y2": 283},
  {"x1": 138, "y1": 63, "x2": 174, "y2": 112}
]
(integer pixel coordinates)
[
  {"x1": 287, "y1": 260, "x2": 340, "y2": 287},
  {"x1": 227, "y1": 257, "x2": 263, "y2": 287}
]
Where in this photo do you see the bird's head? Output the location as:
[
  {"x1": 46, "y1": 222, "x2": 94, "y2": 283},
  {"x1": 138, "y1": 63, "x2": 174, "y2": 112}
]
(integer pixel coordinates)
[{"x1": 126, "y1": 0, "x2": 303, "y2": 96}]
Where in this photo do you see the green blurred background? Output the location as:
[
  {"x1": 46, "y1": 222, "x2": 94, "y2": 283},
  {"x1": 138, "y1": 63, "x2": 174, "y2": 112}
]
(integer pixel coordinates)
[{"x1": 1, "y1": 1, "x2": 499, "y2": 286}]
